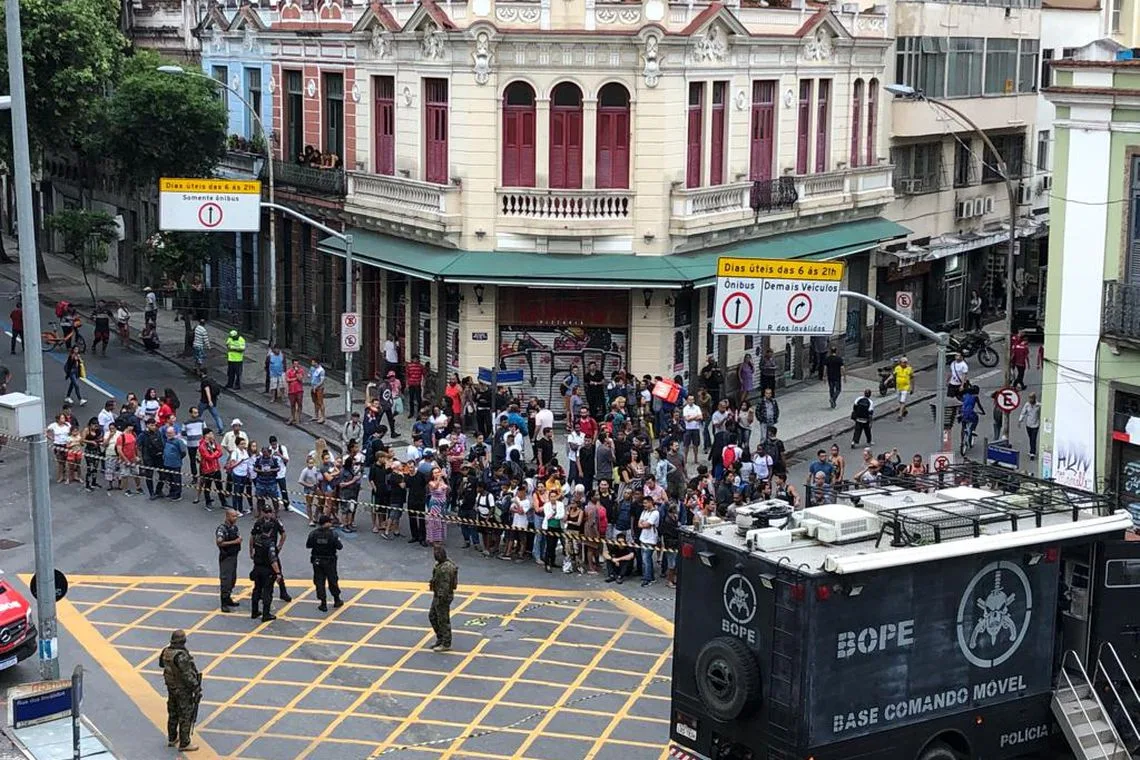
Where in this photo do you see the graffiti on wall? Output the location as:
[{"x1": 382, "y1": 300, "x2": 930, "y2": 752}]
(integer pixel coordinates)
[
  {"x1": 447, "y1": 319, "x2": 460, "y2": 374},
  {"x1": 498, "y1": 326, "x2": 627, "y2": 413},
  {"x1": 1054, "y1": 438, "x2": 1093, "y2": 491}
]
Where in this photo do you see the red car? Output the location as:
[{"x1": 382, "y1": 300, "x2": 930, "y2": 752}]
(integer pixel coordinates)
[{"x1": 0, "y1": 574, "x2": 36, "y2": 671}]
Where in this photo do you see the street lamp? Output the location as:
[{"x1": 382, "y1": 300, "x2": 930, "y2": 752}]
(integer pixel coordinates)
[
  {"x1": 158, "y1": 65, "x2": 279, "y2": 348},
  {"x1": 885, "y1": 83, "x2": 1019, "y2": 438}
]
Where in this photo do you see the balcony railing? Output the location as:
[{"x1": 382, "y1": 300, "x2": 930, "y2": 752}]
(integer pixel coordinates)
[
  {"x1": 345, "y1": 172, "x2": 462, "y2": 234},
  {"x1": 219, "y1": 150, "x2": 262, "y2": 178},
  {"x1": 270, "y1": 160, "x2": 346, "y2": 196},
  {"x1": 1103, "y1": 280, "x2": 1140, "y2": 341},
  {"x1": 497, "y1": 188, "x2": 632, "y2": 220}
]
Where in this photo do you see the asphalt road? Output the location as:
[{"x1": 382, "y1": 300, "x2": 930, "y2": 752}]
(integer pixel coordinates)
[{"x1": 0, "y1": 286, "x2": 677, "y2": 759}]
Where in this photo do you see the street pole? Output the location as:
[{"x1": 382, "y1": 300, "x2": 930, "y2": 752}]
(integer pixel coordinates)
[
  {"x1": 840, "y1": 291, "x2": 948, "y2": 454},
  {"x1": 6, "y1": 0, "x2": 59, "y2": 679},
  {"x1": 157, "y1": 66, "x2": 276, "y2": 346},
  {"x1": 344, "y1": 233, "x2": 354, "y2": 418},
  {"x1": 260, "y1": 202, "x2": 354, "y2": 417},
  {"x1": 883, "y1": 85, "x2": 1019, "y2": 438}
]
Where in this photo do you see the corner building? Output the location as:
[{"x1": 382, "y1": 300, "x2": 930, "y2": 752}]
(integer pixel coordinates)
[{"x1": 220, "y1": 0, "x2": 908, "y2": 408}]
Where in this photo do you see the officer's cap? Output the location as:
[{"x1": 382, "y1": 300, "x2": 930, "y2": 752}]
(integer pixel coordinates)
[
  {"x1": 260, "y1": 503, "x2": 274, "y2": 513},
  {"x1": 318, "y1": 514, "x2": 331, "y2": 525},
  {"x1": 229, "y1": 329, "x2": 238, "y2": 338},
  {"x1": 170, "y1": 629, "x2": 187, "y2": 645}
]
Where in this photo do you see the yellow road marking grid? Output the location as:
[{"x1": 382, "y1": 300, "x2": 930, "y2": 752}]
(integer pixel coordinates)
[{"x1": 48, "y1": 575, "x2": 677, "y2": 760}]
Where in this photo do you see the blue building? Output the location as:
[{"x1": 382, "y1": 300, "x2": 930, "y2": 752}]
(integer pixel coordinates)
[{"x1": 197, "y1": 6, "x2": 272, "y2": 332}]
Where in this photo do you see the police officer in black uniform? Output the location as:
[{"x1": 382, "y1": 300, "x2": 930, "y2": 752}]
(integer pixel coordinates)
[
  {"x1": 252, "y1": 502, "x2": 292, "y2": 602},
  {"x1": 249, "y1": 505, "x2": 283, "y2": 622},
  {"x1": 306, "y1": 514, "x2": 344, "y2": 612},
  {"x1": 215, "y1": 508, "x2": 242, "y2": 612}
]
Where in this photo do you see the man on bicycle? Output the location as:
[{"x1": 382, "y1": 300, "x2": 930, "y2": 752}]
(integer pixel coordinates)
[{"x1": 959, "y1": 383, "x2": 986, "y2": 452}]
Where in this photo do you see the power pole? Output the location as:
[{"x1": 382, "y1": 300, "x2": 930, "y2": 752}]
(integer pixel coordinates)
[{"x1": 6, "y1": 0, "x2": 60, "y2": 679}]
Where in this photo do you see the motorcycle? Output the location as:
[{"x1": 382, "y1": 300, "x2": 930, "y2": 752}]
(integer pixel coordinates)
[
  {"x1": 948, "y1": 331, "x2": 1000, "y2": 368},
  {"x1": 877, "y1": 358, "x2": 900, "y2": 397}
]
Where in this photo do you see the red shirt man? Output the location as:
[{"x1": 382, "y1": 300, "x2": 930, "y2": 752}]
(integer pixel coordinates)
[
  {"x1": 1010, "y1": 336, "x2": 1029, "y2": 368},
  {"x1": 405, "y1": 359, "x2": 425, "y2": 388},
  {"x1": 578, "y1": 410, "x2": 598, "y2": 440},
  {"x1": 9, "y1": 305, "x2": 22, "y2": 332},
  {"x1": 285, "y1": 364, "x2": 304, "y2": 396}
]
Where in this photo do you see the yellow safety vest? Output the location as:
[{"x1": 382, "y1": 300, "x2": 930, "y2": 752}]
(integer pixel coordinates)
[{"x1": 225, "y1": 336, "x2": 246, "y2": 363}]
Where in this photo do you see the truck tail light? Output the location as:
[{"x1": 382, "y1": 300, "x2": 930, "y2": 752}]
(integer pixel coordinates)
[
  {"x1": 1044, "y1": 547, "x2": 1059, "y2": 563},
  {"x1": 790, "y1": 584, "x2": 805, "y2": 602},
  {"x1": 816, "y1": 585, "x2": 831, "y2": 602},
  {"x1": 680, "y1": 543, "x2": 695, "y2": 560}
]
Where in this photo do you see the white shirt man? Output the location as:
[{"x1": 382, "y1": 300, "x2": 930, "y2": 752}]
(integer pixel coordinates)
[
  {"x1": 949, "y1": 356, "x2": 970, "y2": 391},
  {"x1": 220, "y1": 421, "x2": 244, "y2": 457},
  {"x1": 683, "y1": 399, "x2": 703, "y2": 430},
  {"x1": 638, "y1": 504, "x2": 660, "y2": 546},
  {"x1": 566, "y1": 428, "x2": 584, "y2": 467},
  {"x1": 97, "y1": 404, "x2": 116, "y2": 436},
  {"x1": 384, "y1": 339, "x2": 398, "y2": 365},
  {"x1": 534, "y1": 405, "x2": 554, "y2": 438}
]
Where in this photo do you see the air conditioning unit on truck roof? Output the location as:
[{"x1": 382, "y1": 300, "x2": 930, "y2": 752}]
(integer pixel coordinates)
[{"x1": 668, "y1": 464, "x2": 1140, "y2": 760}]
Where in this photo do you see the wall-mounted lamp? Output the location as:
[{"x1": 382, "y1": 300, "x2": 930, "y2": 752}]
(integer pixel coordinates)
[
  {"x1": 642, "y1": 288, "x2": 653, "y2": 310},
  {"x1": 664, "y1": 295, "x2": 675, "y2": 308},
  {"x1": 473, "y1": 284, "x2": 485, "y2": 306}
]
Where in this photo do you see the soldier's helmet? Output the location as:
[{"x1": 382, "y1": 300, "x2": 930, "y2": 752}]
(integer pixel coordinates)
[{"x1": 170, "y1": 629, "x2": 187, "y2": 646}]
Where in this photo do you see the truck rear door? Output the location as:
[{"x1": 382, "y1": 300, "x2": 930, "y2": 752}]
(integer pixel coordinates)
[{"x1": 1089, "y1": 538, "x2": 1140, "y2": 679}]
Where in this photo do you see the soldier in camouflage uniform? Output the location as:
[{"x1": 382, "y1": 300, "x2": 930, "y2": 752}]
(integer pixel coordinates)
[
  {"x1": 428, "y1": 545, "x2": 459, "y2": 652},
  {"x1": 160, "y1": 629, "x2": 201, "y2": 752}
]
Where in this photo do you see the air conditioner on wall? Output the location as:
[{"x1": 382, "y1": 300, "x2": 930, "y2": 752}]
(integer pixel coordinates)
[{"x1": 955, "y1": 199, "x2": 976, "y2": 220}]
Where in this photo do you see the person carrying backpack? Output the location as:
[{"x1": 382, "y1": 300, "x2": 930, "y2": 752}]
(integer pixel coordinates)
[{"x1": 850, "y1": 389, "x2": 875, "y2": 448}]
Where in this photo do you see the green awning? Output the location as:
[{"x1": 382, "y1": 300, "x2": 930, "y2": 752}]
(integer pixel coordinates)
[{"x1": 318, "y1": 217, "x2": 909, "y2": 287}]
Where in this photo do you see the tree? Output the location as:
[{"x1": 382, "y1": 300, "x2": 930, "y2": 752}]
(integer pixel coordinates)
[
  {"x1": 0, "y1": 0, "x2": 126, "y2": 280},
  {"x1": 144, "y1": 231, "x2": 220, "y2": 355},
  {"x1": 46, "y1": 209, "x2": 119, "y2": 306},
  {"x1": 103, "y1": 50, "x2": 227, "y2": 189}
]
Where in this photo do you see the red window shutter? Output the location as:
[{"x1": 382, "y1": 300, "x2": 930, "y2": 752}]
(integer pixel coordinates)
[
  {"x1": 375, "y1": 76, "x2": 395, "y2": 176},
  {"x1": 613, "y1": 109, "x2": 629, "y2": 189},
  {"x1": 550, "y1": 109, "x2": 566, "y2": 189},
  {"x1": 596, "y1": 110, "x2": 613, "y2": 189},
  {"x1": 596, "y1": 106, "x2": 630, "y2": 189},
  {"x1": 686, "y1": 83, "x2": 704, "y2": 188},
  {"x1": 796, "y1": 80, "x2": 811, "y2": 175},
  {"x1": 815, "y1": 79, "x2": 830, "y2": 173},
  {"x1": 866, "y1": 79, "x2": 879, "y2": 167},
  {"x1": 750, "y1": 80, "x2": 775, "y2": 182},
  {"x1": 424, "y1": 79, "x2": 448, "y2": 184},
  {"x1": 850, "y1": 80, "x2": 863, "y2": 169},
  {"x1": 567, "y1": 108, "x2": 582, "y2": 188},
  {"x1": 503, "y1": 109, "x2": 520, "y2": 186},
  {"x1": 520, "y1": 108, "x2": 535, "y2": 187},
  {"x1": 711, "y1": 82, "x2": 726, "y2": 186}
]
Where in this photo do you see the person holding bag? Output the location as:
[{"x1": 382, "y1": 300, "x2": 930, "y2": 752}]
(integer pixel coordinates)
[{"x1": 541, "y1": 492, "x2": 566, "y2": 573}]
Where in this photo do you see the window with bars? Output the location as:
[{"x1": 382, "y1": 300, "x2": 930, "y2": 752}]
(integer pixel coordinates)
[
  {"x1": 424, "y1": 78, "x2": 449, "y2": 184},
  {"x1": 374, "y1": 76, "x2": 396, "y2": 176},
  {"x1": 982, "y1": 134, "x2": 1025, "y2": 182},
  {"x1": 815, "y1": 79, "x2": 831, "y2": 173},
  {"x1": 796, "y1": 79, "x2": 812, "y2": 175},
  {"x1": 892, "y1": 142, "x2": 943, "y2": 194},
  {"x1": 954, "y1": 140, "x2": 976, "y2": 187},
  {"x1": 984, "y1": 39, "x2": 1018, "y2": 95},
  {"x1": 686, "y1": 82, "x2": 704, "y2": 188},
  {"x1": 323, "y1": 73, "x2": 344, "y2": 159},
  {"x1": 947, "y1": 37, "x2": 984, "y2": 97},
  {"x1": 749, "y1": 80, "x2": 776, "y2": 181},
  {"x1": 1019, "y1": 40, "x2": 1039, "y2": 93}
]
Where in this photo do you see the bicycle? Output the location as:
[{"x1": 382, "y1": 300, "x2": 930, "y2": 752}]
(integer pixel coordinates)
[
  {"x1": 959, "y1": 417, "x2": 978, "y2": 456},
  {"x1": 42, "y1": 329, "x2": 86, "y2": 354}
]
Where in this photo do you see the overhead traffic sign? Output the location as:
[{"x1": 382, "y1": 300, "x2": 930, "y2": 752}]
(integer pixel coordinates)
[
  {"x1": 714, "y1": 258, "x2": 844, "y2": 337},
  {"x1": 159, "y1": 177, "x2": 261, "y2": 232},
  {"x1": 994, "y1": 387, "x2": 1021, "y2": 413},
  {"x1": 340, "y1": 312, "x2": 361, "y2": 353}
]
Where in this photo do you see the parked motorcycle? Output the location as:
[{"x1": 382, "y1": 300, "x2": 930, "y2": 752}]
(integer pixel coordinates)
[
  {"x1": 947, "y1": 331, "x2": 1000, "y2": 368},
  {"x1": 878, "y1": 359, "x2": 900, "y2": 397}
]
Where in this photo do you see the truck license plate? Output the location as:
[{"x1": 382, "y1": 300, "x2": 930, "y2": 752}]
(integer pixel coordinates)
[{"x1": 0, "y1": 655, "x2": 18, "y2": 671}]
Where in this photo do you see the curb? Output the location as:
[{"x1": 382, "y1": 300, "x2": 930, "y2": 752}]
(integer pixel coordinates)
[{"x1": 784, "y1": 390, "x2": 938, "y2": 459}]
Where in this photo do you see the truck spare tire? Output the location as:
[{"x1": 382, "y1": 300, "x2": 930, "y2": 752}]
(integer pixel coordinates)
[{"x1": 694, "y1": 636, "x2": 762, "y2": 721}]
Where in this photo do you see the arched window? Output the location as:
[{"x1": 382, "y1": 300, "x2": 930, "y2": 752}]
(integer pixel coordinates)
[
  {"x1": 595, "y1": 83, "x2": 630, "y2": 190},
  {"x1": 850, "y1": 79, "x2": 864, "y2": 168},
  {"x1": 502, "y1": 81, "x2": 536, "y2": 187},
  {"x1": 866, "y1": 79, "x2": 879, "y2": 167},
  {"x1": 550, "y1": 82, "x2": 583, "y2": 189}
]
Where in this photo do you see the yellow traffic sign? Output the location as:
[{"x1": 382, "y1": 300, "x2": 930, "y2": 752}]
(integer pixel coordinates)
[
  {"x1": 158, "y1": 178, "x2": 261, "y2": 194},
  {"x1": 717, "y1": 257, "x2": 844, "y2": 281}
]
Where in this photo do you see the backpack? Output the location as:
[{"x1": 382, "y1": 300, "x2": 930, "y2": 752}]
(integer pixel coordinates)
[
  {"x1": 851, "y1": 396, "x2": 871, "y2": 421},
  {"x1": 596, "y1": 505, "x2": 609, "y2": 535},
  {"x1": 497, "y1": 493, "x2": 513, "y2": 525}
]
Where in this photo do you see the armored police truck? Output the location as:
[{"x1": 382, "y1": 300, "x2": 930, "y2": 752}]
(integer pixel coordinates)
[{"x1": 669, "y1": 465, "x2": 1140, "y2": 760}]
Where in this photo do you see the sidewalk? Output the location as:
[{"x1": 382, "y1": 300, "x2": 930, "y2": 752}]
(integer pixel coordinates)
[{"x1": 0, "y1": 246, "x2": 1005, "y2": 459}]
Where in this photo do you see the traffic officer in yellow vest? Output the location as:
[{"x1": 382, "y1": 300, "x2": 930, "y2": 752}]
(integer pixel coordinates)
[{"x1": 224, "y1": 329, "x2": 246, "y2": 390}]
